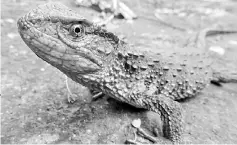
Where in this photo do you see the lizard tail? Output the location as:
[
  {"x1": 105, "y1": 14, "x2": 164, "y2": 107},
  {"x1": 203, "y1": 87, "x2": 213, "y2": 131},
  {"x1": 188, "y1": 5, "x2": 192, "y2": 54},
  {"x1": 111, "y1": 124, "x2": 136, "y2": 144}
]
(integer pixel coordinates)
[
  {"x1": 183, "y1": 23, "x2": 237, "y2": 52},
  {"x1": 210, "y1": 53, "x2": 237, "y2": 84},
  {"x1": 212, "y1": 70, "x2": 237, "y2": 83},
  {"x1": 194, "y1": 24, "x2": 237, "y2": 84}
]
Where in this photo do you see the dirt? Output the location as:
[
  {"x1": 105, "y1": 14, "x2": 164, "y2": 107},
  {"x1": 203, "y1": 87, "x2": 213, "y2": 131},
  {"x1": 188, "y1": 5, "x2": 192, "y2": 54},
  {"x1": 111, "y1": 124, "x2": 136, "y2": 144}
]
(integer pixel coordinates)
[{"x1": 1, "y1": 0, "x2": 237, "y2": 144}]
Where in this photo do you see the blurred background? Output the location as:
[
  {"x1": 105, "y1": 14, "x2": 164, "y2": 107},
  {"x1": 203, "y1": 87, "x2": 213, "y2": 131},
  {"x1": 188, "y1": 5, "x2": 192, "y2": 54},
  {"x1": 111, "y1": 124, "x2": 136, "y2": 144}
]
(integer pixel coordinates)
[{"x1": 1, "y1": 0, "x2": 237, "y2": 144}]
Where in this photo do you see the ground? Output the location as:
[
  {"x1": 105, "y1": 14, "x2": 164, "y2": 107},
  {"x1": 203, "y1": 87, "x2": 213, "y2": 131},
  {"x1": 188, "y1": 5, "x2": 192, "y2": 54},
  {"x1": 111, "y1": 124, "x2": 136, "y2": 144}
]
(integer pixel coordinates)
[{"x1": 1, "y1": 0, "x2": 237, "y2": 144}]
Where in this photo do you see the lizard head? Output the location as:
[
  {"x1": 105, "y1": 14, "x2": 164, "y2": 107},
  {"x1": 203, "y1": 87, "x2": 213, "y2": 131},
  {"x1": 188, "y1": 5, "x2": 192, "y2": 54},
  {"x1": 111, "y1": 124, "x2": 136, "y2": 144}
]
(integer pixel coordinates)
[{"x1": 17, "y1": 2, "x2": 120, "y2": 75}]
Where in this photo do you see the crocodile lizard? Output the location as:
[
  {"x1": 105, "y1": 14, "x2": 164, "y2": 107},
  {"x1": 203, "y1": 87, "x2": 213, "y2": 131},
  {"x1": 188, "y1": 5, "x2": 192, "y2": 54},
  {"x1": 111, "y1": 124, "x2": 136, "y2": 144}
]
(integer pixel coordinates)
[{"x1": 17, "y1": 2, "x2": 237, "y2": 143}]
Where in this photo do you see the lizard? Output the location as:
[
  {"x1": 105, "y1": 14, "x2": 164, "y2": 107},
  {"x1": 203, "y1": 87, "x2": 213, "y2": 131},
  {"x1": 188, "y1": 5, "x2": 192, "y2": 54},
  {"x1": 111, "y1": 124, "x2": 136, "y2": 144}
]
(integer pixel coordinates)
[{"x1": 17, "y1": 2, "x2": 237, "y2": 143}]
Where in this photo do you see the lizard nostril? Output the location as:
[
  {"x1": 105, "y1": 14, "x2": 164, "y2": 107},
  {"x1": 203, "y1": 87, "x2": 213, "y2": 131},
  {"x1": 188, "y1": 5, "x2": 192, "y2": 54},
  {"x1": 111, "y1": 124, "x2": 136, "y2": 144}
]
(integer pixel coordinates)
[
  {"x1": 29, "y1": 18, "x2": 41, "y2": 24},
  {"x1": 17, "y1": 18, "x2": 26, "y2": 30},
  {"x1": 29, "y1": 19, "x2": 37, "y2": 24}
]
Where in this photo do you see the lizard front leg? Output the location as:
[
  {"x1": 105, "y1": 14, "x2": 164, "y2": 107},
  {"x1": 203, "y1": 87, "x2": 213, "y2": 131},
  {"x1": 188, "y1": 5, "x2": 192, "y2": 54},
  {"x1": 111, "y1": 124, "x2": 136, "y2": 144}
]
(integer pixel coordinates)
[
  {"x1": 153, "y1": 94, "x2": 184, "y2": 142},
  {"x1": 65, "y1": 75, "x2": 104, "y2": 103},
  {"x1": 65, "y1": 75, "x2": 77, "y2": 103},
  {"x1": 129, "y1": 94, "x2": 184, "y2": 143}
]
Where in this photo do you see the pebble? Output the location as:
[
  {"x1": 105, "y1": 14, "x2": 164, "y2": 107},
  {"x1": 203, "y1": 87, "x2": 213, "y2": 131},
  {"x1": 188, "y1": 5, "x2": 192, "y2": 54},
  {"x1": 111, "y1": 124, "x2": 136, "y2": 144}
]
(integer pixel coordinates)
[
  {"x1": 209, "y1": 46, "x2": 225, "y2": 55},
  {"x1": 37, "y1": 117, "x2": 42, "y2": 121},
  {"x1": 131, "y1": 118, "x2": 141, "y2": 128},
  {"x1": 7, "y1": 33, "x2": 18, "y2": 39},
  {"x1": 228, "y1": 40, "x2": 237, "y2": 45},
  {"x1": 9, "y1": 45, "x2": 14, "y2": 49},
  {"x1": 5, "y1": 18, "x2": 15, "y2": 23},
  {"x1": 86, "y1": 129, "x2": 92, "y2": 133}
]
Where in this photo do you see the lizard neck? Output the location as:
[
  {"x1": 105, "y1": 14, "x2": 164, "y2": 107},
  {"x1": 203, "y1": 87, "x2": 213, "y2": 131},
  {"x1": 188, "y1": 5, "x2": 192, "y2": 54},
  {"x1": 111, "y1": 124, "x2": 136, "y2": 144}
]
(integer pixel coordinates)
[{"x1": 59, "y1": 40, "x2": 128, "y2": 92}]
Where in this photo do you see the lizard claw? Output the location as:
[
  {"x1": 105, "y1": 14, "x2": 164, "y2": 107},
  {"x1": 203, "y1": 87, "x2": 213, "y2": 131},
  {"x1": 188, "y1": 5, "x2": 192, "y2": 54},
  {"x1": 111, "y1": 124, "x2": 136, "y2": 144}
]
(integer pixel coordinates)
[
  {"x1": 125, "y1": 139, "x2": 141, "y2": 145},
  {"x1": 91, "y1": 91, "x2": 104, "y2": 101},
  {"x1": 67, "y1": 93, "x2": 77, "y2": 103},
  {"x1": 125, "y1": 129, "x2": 141, "y2": 144}
]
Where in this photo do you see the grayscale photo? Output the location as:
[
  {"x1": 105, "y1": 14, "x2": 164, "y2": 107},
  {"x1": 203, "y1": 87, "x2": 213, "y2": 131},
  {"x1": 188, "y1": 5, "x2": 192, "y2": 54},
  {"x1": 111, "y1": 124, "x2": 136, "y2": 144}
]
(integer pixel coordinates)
[{"x1": 1, "y1": 0, "x2": 237, "y2": 144}]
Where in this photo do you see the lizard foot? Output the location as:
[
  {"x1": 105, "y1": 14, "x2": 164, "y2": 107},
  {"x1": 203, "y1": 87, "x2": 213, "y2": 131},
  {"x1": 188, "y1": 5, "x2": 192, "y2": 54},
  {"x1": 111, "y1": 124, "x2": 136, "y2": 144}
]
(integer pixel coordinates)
[
  {"x1": 129, "y1": 95, "x2": 184, "y2": 143},
  {"x1": 65, "y1": 75, "x2": 77, "y2": 103},
  {"x1": 136, "y1": 127, "x2": 160, "y2": 143},
  {"x1": 125, "y1": 119, "x2": 162, "y2": 144},
  {"x1": 125, "y1": 126, "x2": 162, "y2": 144},
  {"x1": 125, "y1": 129, "x2": 141, "y2": 144},
  {"x1": 67, "y1": 93, "x2": 77, "y2": 103}
]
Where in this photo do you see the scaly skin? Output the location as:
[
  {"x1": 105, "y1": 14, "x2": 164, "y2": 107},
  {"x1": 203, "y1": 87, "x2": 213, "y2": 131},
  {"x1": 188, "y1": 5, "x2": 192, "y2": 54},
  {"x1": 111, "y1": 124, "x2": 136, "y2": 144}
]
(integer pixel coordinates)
[{"x1": 17, "y1": 2, "x2": 237, "y2": 142}]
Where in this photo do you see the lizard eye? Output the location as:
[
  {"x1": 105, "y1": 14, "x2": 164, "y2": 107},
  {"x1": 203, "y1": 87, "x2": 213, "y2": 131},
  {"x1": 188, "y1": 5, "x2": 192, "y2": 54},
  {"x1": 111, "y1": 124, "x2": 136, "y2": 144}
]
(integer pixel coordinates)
[{"x1": 70, "y1": 24, "x2": 84, "y2": 37}]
